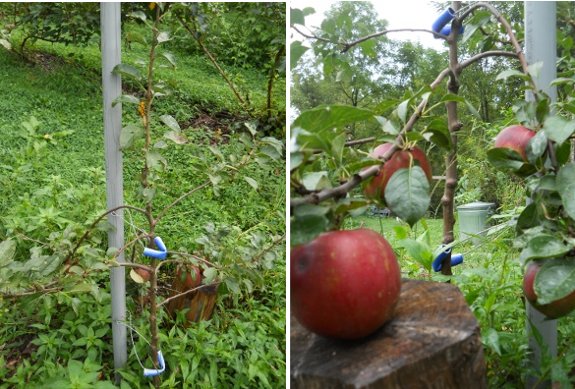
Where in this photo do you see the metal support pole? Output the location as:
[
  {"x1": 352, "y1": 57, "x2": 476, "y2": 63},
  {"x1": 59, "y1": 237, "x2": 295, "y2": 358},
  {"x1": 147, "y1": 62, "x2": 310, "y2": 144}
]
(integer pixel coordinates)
[
  {"x1": 525, "y1": 2, "x2": 557, "y2": 388},
  {"x1": 101, "y1": 2, "x2": 127, "y2": 380}
]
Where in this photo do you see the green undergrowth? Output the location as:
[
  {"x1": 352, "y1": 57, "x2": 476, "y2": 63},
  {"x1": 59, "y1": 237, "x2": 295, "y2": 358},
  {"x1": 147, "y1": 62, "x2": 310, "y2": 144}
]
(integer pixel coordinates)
[
  {"x1": 347, "y1": 215, "x2": 575, "y2": 388},
  {"x1": 0, "y1": 26, "x2": 286, "y2": 388}
]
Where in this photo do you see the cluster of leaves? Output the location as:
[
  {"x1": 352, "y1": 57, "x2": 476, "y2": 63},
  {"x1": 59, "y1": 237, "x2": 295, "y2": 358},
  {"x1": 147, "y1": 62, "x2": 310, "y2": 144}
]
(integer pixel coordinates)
[
  {"x1": 486, "y1": 68, "x2": 575, "y2": 307},
  {"x1": 0, "y1": 2, "x2": 100, "y2": 51}
]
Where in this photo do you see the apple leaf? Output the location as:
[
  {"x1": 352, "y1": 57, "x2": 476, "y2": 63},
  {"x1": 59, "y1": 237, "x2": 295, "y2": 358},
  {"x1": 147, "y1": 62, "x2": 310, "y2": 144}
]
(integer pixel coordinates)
[
  {"x1": 543, "y1": 115, "x2": 575, "y2": 146},
  {"x1": 112, "y1": 63, "x2": 143, "y2": 82},
  {"x1": 557, "y1": 163, "x2": 575, "y2": 221},
  {"x1": 534, "y1": 258, "x2": 575, "y2": 305},
  {"x1": 203, "y1": 267, "x2": 218, "y2": 284},
  {"x1": 290, "y1": 41, "x2": 308, "y2": 70},
  {"x1": 384, "y1": 166, "x2": 430, "y2": 227},
  {"x1": 525, "y1": 130, "x2": 547, "y2": 164},
  {"x1": 130, "y1": 269, "x2": 145, "y2": 284},
  {"x1": 302, "y1": 171, "x2": 331, "y2": 191},
  {"x1": 291, "y1": 205, "x2": 330, "y2": 246},
  {"x1": 486, "y1": 147, "x2": 536, "y2": 176},
  {"x1": 496, "y1": 69, "x2": 528, "y2": 81},
  {"x1": 120, "y1": 123, "x2": 145, "y2": 149},
  {"x1": 0, "y1": 240, "x2": 16, "y2": 268},
  {"x1": 516, "y1": 203, "x2": 539, "y2": 234},
  {"x1": 292, "y1": 105, "x2": 376, "y2": 134},
  {"x1": 519, "y1": 234, "x2": 572, "y2": 265},
  {"x1": 160, "y1": 114, "x2": 181, "y2": 132}
]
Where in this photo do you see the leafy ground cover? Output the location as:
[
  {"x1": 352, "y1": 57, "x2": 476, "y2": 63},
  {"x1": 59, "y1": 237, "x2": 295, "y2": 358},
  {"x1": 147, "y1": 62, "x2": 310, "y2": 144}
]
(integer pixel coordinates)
[
  {"x1": 0, "y1": 18, "x2": 285, "y2": 389},
  {"x1": 348, "y1": 215, "x2": 575, "y2": 387}
]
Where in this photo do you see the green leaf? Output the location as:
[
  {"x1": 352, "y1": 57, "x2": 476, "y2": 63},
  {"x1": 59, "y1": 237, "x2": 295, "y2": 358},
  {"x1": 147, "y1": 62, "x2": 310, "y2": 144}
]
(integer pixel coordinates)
[
  {"x1": 292, "y1": 105, "x2": 375, "y2": 134},
  {"x1": 535, "y1": 258, "x2": 575, "y2": 305},
  {"x1": 243, "y1": 176, "x2": 258, "y2": 190},
  {"x1": 557, "y1": 163, "x2": 575, "y2": 221},
  {"x1": 160, "y1": 114, "x2": 181, "y2": 132},
  {"x1": 128, "y1": 11, "x2": 147, "y2": 22},
  {"x1": 224, "y1": 278, "x2": 240, "y2": 294},
  {"x1": 157, "y1": 31, "x2": 170, "y2": 43},
  {"x1": 301, "y1": 171, "x2": 331, "y2": 191},
  {"x1": 290, "y1": 151, "x2": 304, "y2": 171},
  {"x1": 290, "y1": 213, "x2": 328, "y2": 246},
  {"x1": 543, "y1": 115, "x2": 575, "y2": 145},
  {"x1": 203, "y1": 267, "x2": 218, "y2": 284},
  {"x1": 164, "y1": 130, "x2": 187, "y2": 145},
  {"x1": 525, "y1": 130, "x2": 547, "y2": 163},
  {"x1": 0, "y1": 38, "x2": 12, "y2": 50},
  {"x1": 160, "y1": 52, "x2": 177, "y2": 68},
  {"x1": 112, "y1": 64, "x2": 142, "y2": 82},
  {"x1": 0, "y1": 240, "x2": 16, "y2": 268},
  {"x1": 290, "y1": 8, "x2": 306, "y2": 26},
  {"x1": 496, "y1": 69, "x2": 528, "y2": 81},
  {"x1": 519, "y1": 234, "x2": 572, "y2": 264},
  {"x1": 487, "y1": 147, "x2": 536, "y2": 176},
  {"x1": 120, "y1": 123, "x2": 145, "y2": 149},
  {"x1": 398, "y1": 238, "x2": 433, "y2": 271},
  {"x1": 376, "y1": 116, "x2": 399, "y2": 135},
  {"x1": 113, "y1": 94, "x2": 140, "y2": 106},
  {"x1": 396, "y1": 99, "x2": 409, "y2": 123},
  {"x1": 146, "y1": 150, "x2": 167, "y2": 171},
  {"x1": 384, "y1": 167, "x2": 430, "y2": 226},
  {"x1": 516, "y1": 203, "x2": 539, "y2": 234},
  {"x1": 290, "y1": 41, "x2": 308, "y2": 70}
]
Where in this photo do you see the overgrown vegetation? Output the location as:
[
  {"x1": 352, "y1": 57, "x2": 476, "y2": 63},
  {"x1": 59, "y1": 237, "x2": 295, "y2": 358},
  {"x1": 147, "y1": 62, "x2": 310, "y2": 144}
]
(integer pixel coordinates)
[{"x1": 0, "y1": 2, "x2": 285, "y2": 388}]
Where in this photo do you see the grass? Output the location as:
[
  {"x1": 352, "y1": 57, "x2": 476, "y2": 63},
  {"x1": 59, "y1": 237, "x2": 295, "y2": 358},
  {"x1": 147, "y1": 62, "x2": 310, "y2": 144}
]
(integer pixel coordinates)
[
  {"x1": 0, "y1": 20, "x2": 286, "y2": 389},
  {"x1": 344, "y1": 214, "x2": 575, "y2": 387}
]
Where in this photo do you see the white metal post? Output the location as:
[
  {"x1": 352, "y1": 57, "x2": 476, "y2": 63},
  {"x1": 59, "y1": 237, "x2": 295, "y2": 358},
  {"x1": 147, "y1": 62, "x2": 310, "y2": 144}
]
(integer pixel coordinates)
[
  {"x1": 525, "y1": 2, "x2": 557, "y2": 388},
  {"x1": 101, "y1": 2, "x2": 127, "y2": 379}
]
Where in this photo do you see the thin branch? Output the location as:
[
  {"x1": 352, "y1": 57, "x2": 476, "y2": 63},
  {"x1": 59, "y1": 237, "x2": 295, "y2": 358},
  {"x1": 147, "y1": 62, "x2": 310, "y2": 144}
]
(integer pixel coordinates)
[
  {"x1": 341, "y1": 29, "x2": 447, "y2": 53},
  {"x1": 292, "y1": 25, "x2": 333, "y2": 45},
  {"x1": 345, "y1": 137, "x2": 376, "y2": 147},
  {"x1": 291, "y1": 67, "x2": 451, "y2": 207},
  {"x1": 65, "y1": 205, "x2": 148, "y2": 265},
  {"x1": 157, "y1": 281, "x2": 221, "y2": 308},
  {"x1": 156, "y1": 180, "x2": 211, "y2": 222},
  {"x1": 459, "y1": 50, "x2": 518, "y2": 70}
]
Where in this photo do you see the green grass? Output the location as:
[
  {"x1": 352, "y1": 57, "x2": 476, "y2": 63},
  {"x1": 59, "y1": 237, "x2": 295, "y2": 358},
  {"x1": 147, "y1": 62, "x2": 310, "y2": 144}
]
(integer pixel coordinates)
[{"x1": 344, "y1": 214, "x2": 575, "y2": 387}]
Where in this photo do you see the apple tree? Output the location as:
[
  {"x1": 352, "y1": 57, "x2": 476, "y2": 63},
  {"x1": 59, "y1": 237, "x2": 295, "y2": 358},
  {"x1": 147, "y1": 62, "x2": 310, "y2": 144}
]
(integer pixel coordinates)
[{"x1": 291, "y1": 0, "x2": 575, "y2": 319}]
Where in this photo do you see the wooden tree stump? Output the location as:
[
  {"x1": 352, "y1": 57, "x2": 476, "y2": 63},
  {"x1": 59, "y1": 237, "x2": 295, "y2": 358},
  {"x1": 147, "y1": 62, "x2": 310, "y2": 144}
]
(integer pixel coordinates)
[{"x1": 291, "y1": 279, "x2": 486, "y2": 388}]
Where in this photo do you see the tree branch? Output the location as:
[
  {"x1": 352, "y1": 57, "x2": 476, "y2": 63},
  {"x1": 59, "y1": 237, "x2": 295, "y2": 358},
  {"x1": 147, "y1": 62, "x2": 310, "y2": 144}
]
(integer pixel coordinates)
[
  {"x1": 341, "y1": 29, "x2": 447, "y2": 53},
  {"x1": 290, "y1": 67, "x2": 451, "y2": 208},
  {"x1": 459, "y1": 50, "x2": 518, "y2": 70}
]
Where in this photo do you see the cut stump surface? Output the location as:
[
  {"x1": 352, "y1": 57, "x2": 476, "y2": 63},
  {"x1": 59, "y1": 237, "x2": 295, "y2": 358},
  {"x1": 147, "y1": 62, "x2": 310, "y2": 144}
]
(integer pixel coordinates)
[{"x1": 291, "y1": 279, "x2": 486, "y2": 388}]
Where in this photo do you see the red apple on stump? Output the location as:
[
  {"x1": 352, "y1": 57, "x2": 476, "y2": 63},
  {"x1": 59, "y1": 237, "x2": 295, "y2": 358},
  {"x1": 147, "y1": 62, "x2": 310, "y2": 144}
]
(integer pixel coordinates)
[
  {"x1": 291, "y1": 228, "x2": 401, "y2": 339},
  {"x1": 523, "y1": 261, "x2": 575, "y2": 319},
  {"x1": 364, "y1": 143, "x2": 432, "y2": 204},
  {"x1": 494, "y1": 125, "x2": 536, "y2": 161}
]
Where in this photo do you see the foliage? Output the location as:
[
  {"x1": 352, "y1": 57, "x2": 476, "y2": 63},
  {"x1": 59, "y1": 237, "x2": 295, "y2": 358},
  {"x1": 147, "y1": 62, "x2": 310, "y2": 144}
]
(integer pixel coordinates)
[{"x1": 0, "y1": 3, "x2": 285, "y2": 388}]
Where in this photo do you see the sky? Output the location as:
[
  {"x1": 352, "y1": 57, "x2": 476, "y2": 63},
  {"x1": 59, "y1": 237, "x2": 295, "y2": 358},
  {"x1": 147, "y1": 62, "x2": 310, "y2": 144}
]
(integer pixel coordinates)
[{"x1": 290, "y1": 0, "x2": 449, "y2": 52}]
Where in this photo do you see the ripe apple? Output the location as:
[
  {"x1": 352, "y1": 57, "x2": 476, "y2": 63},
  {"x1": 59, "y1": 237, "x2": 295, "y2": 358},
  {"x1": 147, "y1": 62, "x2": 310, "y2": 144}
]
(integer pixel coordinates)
[
  {"x1": 175, "y1": 265, "x2": 202, "y2": 290},
  {"x1": 291, "y1": 228, "x2": 401, "y2": 339},
  {"x1": 494, "y1": 125, "x2": 536, "y2": 161},
  {"x1": 523, "y1": 261, "x2": 575, "y2": 319},
  {"x1": 364, "y1": 143, "x2": 432, "y2": 203}
]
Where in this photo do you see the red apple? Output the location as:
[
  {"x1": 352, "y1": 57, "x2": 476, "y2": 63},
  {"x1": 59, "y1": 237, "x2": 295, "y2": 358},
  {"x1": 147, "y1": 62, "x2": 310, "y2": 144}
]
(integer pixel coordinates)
[
  {"x1": 494, "y1": 125, "x2": 536, "y2": 161},
  {"x1": 523, "y1": 261, "x2": 575, "y2": 319},
  {"x1": 364, "y1": 143, "x2": 432, "y2": 204},
  {"x1": 291, "y1": 228, "x2": 401, "y2": 339},
  {"x1": 176, "y1": 265, "x2": 202, "y2": 289},
  {"x1": 134, "y1": 267, "x2": 152, "y2": 282}
]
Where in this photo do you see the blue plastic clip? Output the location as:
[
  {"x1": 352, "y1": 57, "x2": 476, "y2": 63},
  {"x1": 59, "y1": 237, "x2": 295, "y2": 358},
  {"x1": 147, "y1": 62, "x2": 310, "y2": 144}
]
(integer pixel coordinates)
[
  {"x1": 440, "y1": 25, "x2": 465, "y2": 36},
  {"x1": 432, "y1": 8, "x2": 455, "y2": 33},
  {"x1": 432, "y1": 245, "x2": 464, "y2": 272},
  {"x1": 143, "y1": 236, "x2": 168, "y2": 260},
  {"x1": 143, "y1": 350, "x2": 166, "y2": 377}
]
